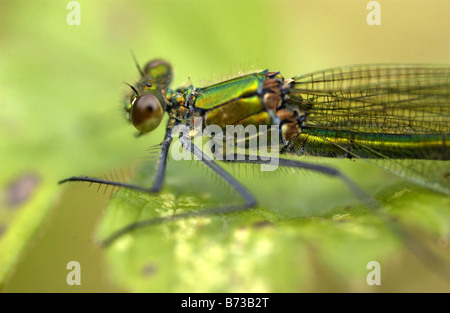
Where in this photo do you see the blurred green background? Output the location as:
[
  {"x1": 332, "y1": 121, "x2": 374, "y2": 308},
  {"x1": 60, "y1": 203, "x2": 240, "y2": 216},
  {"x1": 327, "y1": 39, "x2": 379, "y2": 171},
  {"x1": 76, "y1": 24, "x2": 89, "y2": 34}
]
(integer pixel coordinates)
[{"x1": 1, "y1": 0, "x2": 449, "y2": 292}]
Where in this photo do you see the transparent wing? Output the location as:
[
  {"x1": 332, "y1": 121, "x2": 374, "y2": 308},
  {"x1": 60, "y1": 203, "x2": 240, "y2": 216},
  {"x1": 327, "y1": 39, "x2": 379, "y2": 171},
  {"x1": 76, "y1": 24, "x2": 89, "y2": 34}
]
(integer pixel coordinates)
[{"x1": 286, "y1": 64, "x2": 450, "y2": 194}]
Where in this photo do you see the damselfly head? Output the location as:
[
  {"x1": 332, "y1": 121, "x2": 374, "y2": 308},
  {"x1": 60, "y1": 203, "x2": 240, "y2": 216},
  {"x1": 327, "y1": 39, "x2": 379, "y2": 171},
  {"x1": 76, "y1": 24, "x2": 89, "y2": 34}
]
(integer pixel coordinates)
[
  {"x1": 124, "y1": 76, "x2": 165, "y2": 134},
  {"x1": 123, "y1": 59, "x2": 174, "y2": 133}
]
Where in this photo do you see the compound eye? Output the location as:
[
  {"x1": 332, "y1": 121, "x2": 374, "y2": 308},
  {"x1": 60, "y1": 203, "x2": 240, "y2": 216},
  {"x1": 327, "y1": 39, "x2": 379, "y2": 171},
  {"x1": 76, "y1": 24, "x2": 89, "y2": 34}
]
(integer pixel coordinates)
[{"x1": 130, "y1": 94, "x2": 164, "y2": 133}]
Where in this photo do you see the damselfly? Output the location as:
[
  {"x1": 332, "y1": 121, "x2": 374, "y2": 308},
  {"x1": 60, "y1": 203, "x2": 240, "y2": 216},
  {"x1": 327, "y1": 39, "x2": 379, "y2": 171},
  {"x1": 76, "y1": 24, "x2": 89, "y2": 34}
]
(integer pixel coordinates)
[{"x1": 60, "y1": 60, "x2": 450, "y2": 258}]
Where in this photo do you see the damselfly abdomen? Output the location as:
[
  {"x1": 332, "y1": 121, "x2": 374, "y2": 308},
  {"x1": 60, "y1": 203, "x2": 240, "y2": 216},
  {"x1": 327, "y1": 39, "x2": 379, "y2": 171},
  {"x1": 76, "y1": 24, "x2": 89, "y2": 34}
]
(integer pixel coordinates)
[{"x1": 60, "y1": 60, "x2": 449, "y2": 251}]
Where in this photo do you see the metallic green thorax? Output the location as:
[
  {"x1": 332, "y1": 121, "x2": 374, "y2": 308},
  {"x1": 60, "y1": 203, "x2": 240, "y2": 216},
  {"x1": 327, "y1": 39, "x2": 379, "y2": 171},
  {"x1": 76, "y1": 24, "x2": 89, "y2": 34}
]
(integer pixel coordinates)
[
  {"x1": 163, "y1": 69, "x2": 302, "y2": 142},
  {"x1": 195, "y1": 73, "x2": 266, "y2": 110}
]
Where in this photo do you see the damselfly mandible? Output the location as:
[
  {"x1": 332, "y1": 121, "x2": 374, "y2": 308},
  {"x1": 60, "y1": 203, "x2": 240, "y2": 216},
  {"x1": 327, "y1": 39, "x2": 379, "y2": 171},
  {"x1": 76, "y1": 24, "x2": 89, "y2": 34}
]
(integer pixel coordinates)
[{"x1": 60, "y1": 60, "x2": 450, "y2": 249}]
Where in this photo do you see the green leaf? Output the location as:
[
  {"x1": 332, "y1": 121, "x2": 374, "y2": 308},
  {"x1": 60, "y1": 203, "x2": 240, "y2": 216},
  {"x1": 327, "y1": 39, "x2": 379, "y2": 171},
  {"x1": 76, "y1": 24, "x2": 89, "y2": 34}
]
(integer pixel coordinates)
[
  {"x1": 96, "y1": 157, "x2": 450, "y2": 292},
  {"x1": 0, "y1": 174, "x2": 58, "y2": 287}
]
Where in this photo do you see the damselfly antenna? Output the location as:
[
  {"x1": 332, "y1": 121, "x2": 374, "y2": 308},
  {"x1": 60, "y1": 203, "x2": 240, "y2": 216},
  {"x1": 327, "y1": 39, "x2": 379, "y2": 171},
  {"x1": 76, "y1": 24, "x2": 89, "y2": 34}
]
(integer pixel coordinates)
[
  {"x1": 130, "y1": 50, "x2": 144, "y2": 76},
  {"x1": 124, "y1": 82, "x2": 139, "y2": 96}
]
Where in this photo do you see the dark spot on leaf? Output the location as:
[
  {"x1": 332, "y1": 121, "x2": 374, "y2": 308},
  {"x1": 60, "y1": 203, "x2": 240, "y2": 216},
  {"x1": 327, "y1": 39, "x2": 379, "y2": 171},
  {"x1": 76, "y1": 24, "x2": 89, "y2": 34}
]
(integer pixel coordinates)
[
  {"x1": 443, "y1": 172, "x2": 450, "y2": 182},
  {"x1": 252, "y1": 220, "x2": 274, "y2": 229},
  {"x1": 0, "y1": 225, "x2": 6, "y2": 238},
  {"x1": 5, "y1": 172, "x2": 41, "y2": 208},
  {"x1": 141, "y1": 263, "x2": 157, "y2": 277},
  {"x1": 436, "y1": 236, "x2": 448, "y2": 249}
]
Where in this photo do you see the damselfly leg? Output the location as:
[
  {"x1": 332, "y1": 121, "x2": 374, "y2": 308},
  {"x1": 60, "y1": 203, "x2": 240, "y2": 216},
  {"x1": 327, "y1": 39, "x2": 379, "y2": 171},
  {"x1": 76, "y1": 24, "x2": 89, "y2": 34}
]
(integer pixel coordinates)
[{"x1": 60, "y1": 134, "x2": 376, "y2": 247}]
